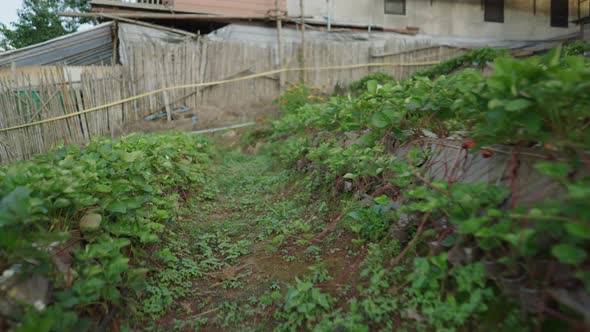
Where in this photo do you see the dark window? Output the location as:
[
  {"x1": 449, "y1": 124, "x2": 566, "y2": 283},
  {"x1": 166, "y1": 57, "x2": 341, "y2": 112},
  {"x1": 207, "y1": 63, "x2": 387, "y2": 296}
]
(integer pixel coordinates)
[
  {"x1": 385, "y1": 0, "x2": 405, "y2": 15},
  {"x1": 551, "y1": 0, "x2": 569, "y2": 27},
  {"x1": 484, "y1": 0, "x2": 504, "y2": 23}
]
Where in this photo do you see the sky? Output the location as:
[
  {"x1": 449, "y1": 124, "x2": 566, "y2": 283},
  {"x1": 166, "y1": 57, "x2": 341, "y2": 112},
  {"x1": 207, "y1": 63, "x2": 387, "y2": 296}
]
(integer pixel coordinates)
[{"x1": 0, "y1": 0, "x2": 23, "y2": 27}]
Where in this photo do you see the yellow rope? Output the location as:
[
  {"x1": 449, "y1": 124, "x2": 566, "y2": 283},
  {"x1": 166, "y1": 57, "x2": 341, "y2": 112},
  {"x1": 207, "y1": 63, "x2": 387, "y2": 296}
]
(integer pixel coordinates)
[{"x1": 0, "y1": 61, "x2": 440, "y2": 133}]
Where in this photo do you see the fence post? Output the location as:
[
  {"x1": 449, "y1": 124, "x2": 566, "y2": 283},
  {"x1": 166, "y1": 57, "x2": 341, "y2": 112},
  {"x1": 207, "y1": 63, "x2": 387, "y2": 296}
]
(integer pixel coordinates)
[
  {"x1": 275, "y1": 0, "x2": 284, "y2": 90},
  {"x1": 299, "y1": 0, "x2": 306, "y2": 83}
]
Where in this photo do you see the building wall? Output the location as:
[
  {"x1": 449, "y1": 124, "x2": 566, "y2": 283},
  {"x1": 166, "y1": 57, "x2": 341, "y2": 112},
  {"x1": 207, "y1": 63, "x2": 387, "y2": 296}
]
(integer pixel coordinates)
[
  {"x1": 174, "y1": 0, "x2": 285, "y2": 17},
  {"x1": 288, "y1": 0, "x2": 584, "y2": 40}
]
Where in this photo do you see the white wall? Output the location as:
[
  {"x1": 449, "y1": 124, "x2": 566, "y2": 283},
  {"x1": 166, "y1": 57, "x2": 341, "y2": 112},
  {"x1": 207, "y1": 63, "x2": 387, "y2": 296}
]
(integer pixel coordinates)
[{"x1": 288, "y1": 0, "x2": 583, "y2": 40}]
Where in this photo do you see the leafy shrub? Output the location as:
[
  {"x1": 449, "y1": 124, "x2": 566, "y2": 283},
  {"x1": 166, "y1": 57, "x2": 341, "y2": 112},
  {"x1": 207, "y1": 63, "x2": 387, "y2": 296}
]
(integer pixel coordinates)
[
  {"x1": 413, "y1": 47, "x2": 510, "y2": 79},
  {"x1": 349, "y1": 72, "x2": 394, "y2": 95},
  {"x1": 563, "y1": 41, "x2": 590, "y2": 56},
  {"x1": 275, "y1": 83, "x2": 326, "y2": 115},
  {"x1": 473, "y1": 48, "x2": 590, "y2": 149},
  {"x1": 276, "y1": 278, "x2": 334, "y2": 331},
  {"x1": 405, "y1": 255, "x2": 493, "y2": 331},
  {"x1": 0, "y1": 131, "x2": 213, "y2": 331},
  {"x1": 269, "y1": 46, "x2": 590, "y2": 330}
]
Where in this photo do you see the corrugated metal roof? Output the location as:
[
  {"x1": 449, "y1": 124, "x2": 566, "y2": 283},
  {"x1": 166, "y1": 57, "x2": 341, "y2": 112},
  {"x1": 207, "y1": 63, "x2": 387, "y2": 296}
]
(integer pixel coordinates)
[
  {"x1": 0, "y1": 22, "x2": 115, "y2": 68},
  {"x1": 0, "y1": 21, "x2": 196, "y2": 68}
]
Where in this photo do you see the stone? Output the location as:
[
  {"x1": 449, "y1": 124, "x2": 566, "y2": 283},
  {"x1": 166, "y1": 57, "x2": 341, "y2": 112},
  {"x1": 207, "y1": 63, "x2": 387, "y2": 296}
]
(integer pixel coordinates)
[
  {"x1": 1, "y1": 266, "x2": 50, "y2": 324},
  {"x1": 7, "y1": 274, "x2": 50, "y2": 311},
  {"x1": 0, "y1": 264, "x2": 21, "y2": 292},
  {"x1": 0, "y1": 299, "x2": 18, "y2": 317},
  {"x1": 80, "y1": 213, "x2": 102, "y2": 232}
]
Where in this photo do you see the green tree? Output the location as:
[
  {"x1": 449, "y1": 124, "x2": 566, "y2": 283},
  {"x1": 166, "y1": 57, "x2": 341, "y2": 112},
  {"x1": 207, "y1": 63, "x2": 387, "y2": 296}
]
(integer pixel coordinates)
[{"x1": 0, "y1": 0, "x2": 91, "y2": 51}]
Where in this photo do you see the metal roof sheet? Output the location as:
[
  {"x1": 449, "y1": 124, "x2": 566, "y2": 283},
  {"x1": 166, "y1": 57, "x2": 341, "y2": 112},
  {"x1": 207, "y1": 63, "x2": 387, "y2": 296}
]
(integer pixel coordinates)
[
  {"x1": 0, "y1": 21, "x2": 195, "y2": 68},
  {"x1": 0, "y1": 22, "x2": 116, "y2": 68}
]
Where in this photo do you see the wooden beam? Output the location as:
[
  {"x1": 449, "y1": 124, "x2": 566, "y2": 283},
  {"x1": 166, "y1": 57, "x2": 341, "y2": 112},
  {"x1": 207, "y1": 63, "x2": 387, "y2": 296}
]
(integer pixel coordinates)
[
  {"x1": 61, "y1": 11, "x2": 310, "y2": 26},
  {"x1": 95, "y1": 13, "x2": 199, "y2": 37},
  {"x1": 59, "y1": 12, "x2": 262, "y2": 20},
  {"x1": 91, "y1": 0, "x2": 169, "y2": 11}
]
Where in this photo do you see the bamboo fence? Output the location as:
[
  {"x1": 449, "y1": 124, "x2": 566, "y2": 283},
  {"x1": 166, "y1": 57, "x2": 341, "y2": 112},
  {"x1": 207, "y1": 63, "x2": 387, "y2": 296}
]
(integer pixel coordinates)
[{"x1": 0, "y1": 38, "x2": 463, "y2": 164}]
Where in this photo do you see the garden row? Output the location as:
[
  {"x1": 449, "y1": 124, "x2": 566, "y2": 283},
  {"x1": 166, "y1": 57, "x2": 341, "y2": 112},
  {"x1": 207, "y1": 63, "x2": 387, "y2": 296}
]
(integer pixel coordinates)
[
  {"x1": 267, "y1": 45, "x2": 590, "y2": 330},
  {"x1": 0, "y1": 132, "x2": 214, "y2": 331}
]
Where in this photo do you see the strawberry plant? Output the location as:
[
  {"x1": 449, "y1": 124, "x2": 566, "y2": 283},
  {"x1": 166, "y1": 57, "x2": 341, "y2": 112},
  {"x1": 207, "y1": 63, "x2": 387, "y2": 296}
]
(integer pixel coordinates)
[
  {"x1": 473, "y1": 48, "x2": 590, "y2": 150},
  {"x1": 268, "y1": 45, "x2": 590, "y2": 330},
  {"x1": 0, "y1": 131, "x2": 213, "y2": 331},
  {"x1": 349, "y1": 71, "x2": 394, "y2": 96},
  {"x1": 412, "y1": 47, "x2": 509, "y2": 79},
  {"x1": 275, "y1": 277, "x2": 335, "y2": 331},
  {"x1": 275, "y1": 83, "x2": 326, "y2": 115}
]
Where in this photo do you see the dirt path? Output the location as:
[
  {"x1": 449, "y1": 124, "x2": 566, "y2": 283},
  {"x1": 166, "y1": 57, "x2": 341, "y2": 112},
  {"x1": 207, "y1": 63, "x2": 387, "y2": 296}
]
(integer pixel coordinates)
[{"x1": 125, "y1": 141, "x2": 356, "y2": 331}]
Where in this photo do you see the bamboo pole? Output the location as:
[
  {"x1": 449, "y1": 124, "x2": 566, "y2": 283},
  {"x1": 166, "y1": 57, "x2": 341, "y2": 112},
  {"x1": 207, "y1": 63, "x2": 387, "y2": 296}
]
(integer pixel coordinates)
[
  {"x1": 299, "y1": 0, "x2": 306, "y2": 83},
  {"x1": 275, "y1": 0, "x2": 284, "y2": 90},
  {"x1": 112, "y1": 21, "x2": 119, "y2": 64}
]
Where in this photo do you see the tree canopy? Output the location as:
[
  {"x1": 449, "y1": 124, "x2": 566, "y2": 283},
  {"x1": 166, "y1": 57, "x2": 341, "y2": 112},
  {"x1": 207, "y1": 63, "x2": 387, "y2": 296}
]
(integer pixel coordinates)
[{"x1": 0, "y1": 0, "x2": 91, "y2": 51}]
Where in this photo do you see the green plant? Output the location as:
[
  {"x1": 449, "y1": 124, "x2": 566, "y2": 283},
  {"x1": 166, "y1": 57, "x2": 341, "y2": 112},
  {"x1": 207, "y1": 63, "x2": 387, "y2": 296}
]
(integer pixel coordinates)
[
  {"x1": 412, "y1": 47, "x2": 510, "y2": 79},
  {"x1": 404, "y1": 255, "x2": 493, "y2": 331},
  {"x1": 473, "y1": 48, "x2": 590, "y2": 149},
  {"x1": 0, "y1": 131, "x2": 213, "y2": 330},
  {"x1": 563, "y1": 41, "x2": 590, "y2": 56},
  {"x1": 267, "y1": 45, "x2": 590, "y2": 329},
  {"x1": 275, "y1": 83, "x2": 326, "y2": 115},
  {"x1": 276, "y1": 278, "x2": 334, "y2": 331},
  {"x1": 349, "y1": 72, "x2": 394, "y2": 95}
]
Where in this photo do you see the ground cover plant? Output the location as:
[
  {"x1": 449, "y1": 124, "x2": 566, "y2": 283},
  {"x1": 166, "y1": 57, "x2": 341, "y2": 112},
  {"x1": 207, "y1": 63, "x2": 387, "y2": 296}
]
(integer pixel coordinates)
[
  {"x1": 0, "y1": 132, "x2": 213, "y2": 331},
  {"x1": 266, "y1": 45, "x2": 590, "y2": 330}
]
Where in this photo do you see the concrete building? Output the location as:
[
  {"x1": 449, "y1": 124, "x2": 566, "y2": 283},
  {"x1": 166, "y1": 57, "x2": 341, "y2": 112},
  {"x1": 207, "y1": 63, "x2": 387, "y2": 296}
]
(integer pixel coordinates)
[
  {"x1": 291, "y1": 0, "x2": 586, "y2": 40},
  {"x1": 89, "y1": 0, "x2": 588, "y2": 41}
]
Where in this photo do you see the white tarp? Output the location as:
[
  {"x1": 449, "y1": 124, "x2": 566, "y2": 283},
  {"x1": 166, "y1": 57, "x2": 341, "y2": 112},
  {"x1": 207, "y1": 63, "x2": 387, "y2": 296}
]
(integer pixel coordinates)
[
  {"x1": 118, "y1": 23, "x2": 195, "y2": 65},
  {"x1": 207, "y1": 24, "x2": 579, "y2": 52}
]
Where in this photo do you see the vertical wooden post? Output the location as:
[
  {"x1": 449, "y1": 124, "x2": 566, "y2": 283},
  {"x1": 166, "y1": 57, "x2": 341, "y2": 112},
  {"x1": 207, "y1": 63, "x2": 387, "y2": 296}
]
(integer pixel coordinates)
[
  {"x1": 299, "y1": 0, "x2": 306, "y2": 83},
  {"x1": 161, "y1": 52, "x2": 172, "y2": 123},
  {"x1": 163, "y1": 91, "x2": 172, "y2": 123},
  {"x1": 275, "y1": 0, "x2": 284, "y2": 90},
  {"x1": 112, "y1": 21, "x2": 119, "y2": 64}
]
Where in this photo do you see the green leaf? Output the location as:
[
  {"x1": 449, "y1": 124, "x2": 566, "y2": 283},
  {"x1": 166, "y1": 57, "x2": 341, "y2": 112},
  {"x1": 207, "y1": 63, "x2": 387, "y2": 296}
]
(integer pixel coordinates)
[
  {"x1": 121, "y1": 151, "x2": 144, "y2": 163},
  {"x1": 487, "y1": 99, "x2": 504, "y2": 109},
  {"x1": 382, "y1": 106, "x2": 402, "y2": 122},
  {"x1": 545, "y1": 47, "x2": 562, "y2": 67},
  {"x1": 367, "y1": 80, "x2": 378, "y2": 94},
  {"x1": 564, "y1": 223, "x2": 590, "y2": 240},
  {"x1": 551, "y1": 244, "x2": 587, "y2": 265},
  {"x1": 54, "y1": 198, "x2": 70, "y2": 208},
  {"x1": 106, "y1": 257, "x2": 130, "y2": 279},
  {"x1": 107, "y1": 202, "x2": 127, "y2": 214},
  {"x1": 343, "y1": 173, "x2": 357, "y2": 180},
  {"x1": 534, "y1": 161, "x2": 572, "y2": 179},
  {"x1": 271, "y1": 291, "x2": 282, "y2": 300},
  {"x1": 505, "y1": 98, "x2": 532, "y2": 111},
  {"x1": 567, "y1": 183, "x2": 590, "y2": 200},
  {"x1": 374, "y1": 195, "x2": 390, "y2": 206},
  {"x1": 458, "y1": 217, "x2": 488, "y2": 234},
  {"x1": 371, "y1": 112, "x2": 389, "y2": 128},
  {"x1": 95, "y1": 184, "x2": 111, "y2": 193}
]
